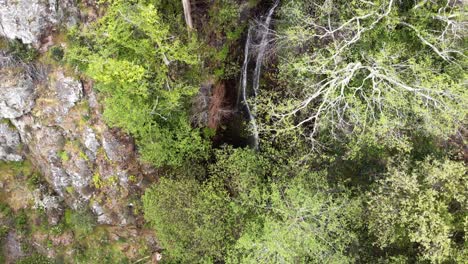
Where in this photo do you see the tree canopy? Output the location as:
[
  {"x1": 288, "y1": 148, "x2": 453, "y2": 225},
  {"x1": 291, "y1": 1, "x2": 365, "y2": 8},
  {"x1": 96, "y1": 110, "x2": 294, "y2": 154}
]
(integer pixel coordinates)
[{"x1": 61, "y1": 0, "x2": 467, "y2": 263}]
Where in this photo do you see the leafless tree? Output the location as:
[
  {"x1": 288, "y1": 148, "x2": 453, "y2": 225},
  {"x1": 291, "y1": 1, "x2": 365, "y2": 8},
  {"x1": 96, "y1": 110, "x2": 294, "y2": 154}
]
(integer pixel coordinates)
[{"x1": 266, "y1": 0, "x2": 466, "y2": 148}]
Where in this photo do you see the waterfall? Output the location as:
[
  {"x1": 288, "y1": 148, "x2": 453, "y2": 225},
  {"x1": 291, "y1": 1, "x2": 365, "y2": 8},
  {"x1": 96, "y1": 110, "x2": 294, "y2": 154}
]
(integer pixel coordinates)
[
  {"x1": 238, "y1": 0, "x2": 279, "y2": 150},
  {"x1": 252, "y1": 0, "x2": 279, "y2": 97}
]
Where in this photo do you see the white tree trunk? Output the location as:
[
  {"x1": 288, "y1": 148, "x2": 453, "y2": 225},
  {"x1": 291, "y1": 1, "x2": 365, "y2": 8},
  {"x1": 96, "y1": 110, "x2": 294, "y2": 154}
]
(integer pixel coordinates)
[{"x1": 182, "y1": 0, "x2": 193, "y2": 30}]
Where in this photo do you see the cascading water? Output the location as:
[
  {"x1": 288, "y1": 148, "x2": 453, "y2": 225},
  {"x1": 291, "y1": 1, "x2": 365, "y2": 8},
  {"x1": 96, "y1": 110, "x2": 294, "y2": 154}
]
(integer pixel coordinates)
[{"x1": 238, "y1": 0, "x2": 279, "y2": 150}]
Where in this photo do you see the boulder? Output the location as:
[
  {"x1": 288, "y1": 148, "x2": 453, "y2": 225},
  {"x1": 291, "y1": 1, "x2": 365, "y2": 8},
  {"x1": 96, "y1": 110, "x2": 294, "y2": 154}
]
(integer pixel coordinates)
[
  {"x1": 0, "y1": 68, "x2": 35, "y2": 119},
  {"x1": 83, "y1": 127, "x2": 100, "y2": 160},
  {"x1": 0, "y1": 0, "x2": 78, "y2": 46},
  {"x1": 54, "y1": 72, "x2": 83, "y2": 114}
]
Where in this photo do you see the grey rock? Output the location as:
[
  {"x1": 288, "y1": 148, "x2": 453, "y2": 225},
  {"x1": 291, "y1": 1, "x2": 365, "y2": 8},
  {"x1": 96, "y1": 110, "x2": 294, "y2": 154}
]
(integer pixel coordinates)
[
  {"x1": 0, "y1": 0, "x2": 78, "y2": 45},
  {"x1": 0, "y1": 69, "x2": 35, "y2": 118},
  {"x1": 91, "y1": 202, "x2": 113, "y2": 225},
  {"x1": 5, "y1": 232, "x2": 25, "y2": 261},
  {"x1": 102, "y1": 131, "x2": 128, "y2": 163},
  {"x1": 49, "y1": 165, "x2": 70, "y2": 196},
  {"x1": 6, "y1": 67, "x2": 148, "y2": 226},
  {"x1": 63, "y1": 157, "x2": 93, "y2": 199},
  {"x1": 54, "y1": 72, "x2": 83, "y2": 114},
  {"x1": 12, "y1": 116, "x2": 69, "y2": 194},
  {"x1": 0, "y1": 122, "x2": 22, "y2": 161},
  {"x1": 83, "y1": 127, "x2": 100, "y2": 155}
]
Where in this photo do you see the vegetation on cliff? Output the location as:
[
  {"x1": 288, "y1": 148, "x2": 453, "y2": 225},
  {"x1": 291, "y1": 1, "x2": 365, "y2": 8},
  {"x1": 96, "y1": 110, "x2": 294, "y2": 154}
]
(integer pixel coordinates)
[
  {"x1": 0, "y1": 0, "x2": 466, "y2": 263},
  {"x1": 70, "y1": 0, "x2": 467, "y2": 262}
]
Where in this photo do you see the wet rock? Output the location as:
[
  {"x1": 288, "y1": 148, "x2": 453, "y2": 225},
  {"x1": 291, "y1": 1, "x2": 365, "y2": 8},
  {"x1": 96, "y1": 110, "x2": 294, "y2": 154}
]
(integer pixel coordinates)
[
  {"x1": 0, "y1": 0, "x2": 78, "y2": 46},
  {"x1": 0, "y1": 68, "x2": 35, "y2": 119},
  {"x1": 0, "y1": 123, "x2": 23, "y2": 161}
]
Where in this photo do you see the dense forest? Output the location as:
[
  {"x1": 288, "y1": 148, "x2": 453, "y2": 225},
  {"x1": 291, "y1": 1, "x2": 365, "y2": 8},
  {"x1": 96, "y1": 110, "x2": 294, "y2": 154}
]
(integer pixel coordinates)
[{"x1": 0, "y1": 0, "x2": 466, "y2": 263}]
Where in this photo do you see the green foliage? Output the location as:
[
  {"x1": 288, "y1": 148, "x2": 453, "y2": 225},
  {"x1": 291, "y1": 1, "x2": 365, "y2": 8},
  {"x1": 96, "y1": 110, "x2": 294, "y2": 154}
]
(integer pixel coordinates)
[
  {"x1": 0, "y1": 225, "x2": 8, "y2": 238},
  {"x1": 267, "y1": 0, "x2": 467, "y2": 151},
  {"x1": 144, "y1": 146, "x2": 362, "y2": 262},
  {"x1": 228, "y1": 177, "x2": 361, "y2": 264},
  {"x1": 92, "y1": 172, "x2": 103, "y2": 189},
  {"x1": 4, "y1": 38, "x2": 38, "y2": 62},
  {"x1": 205, "y1": 0, "x2": 244, "y2": 79},
  {"x1": 0, "y1": 160, "x2": 33, "y2": 178},
  {"x1": 16, "y1": 254, "x2": 54, "y2": 264},
  {"x1": 58, "y1": 150, "x2": 69, "y2": 162},
  {"x1": 49, "y1": 222, "x2": 66, "y2": 236},
  {"x1": 64, "y1": 209, "x2": 96, "y2": 238},
  {"x1": 0, "y1": 1, "x2": 460, "y2": 263},
  {"x1": 66, "y1": 0, "x2": 208, "y2": 167},
  {"x1": 143, "y1": 177, "x2": 238, "y2": 263},
  {"x1": 14, "y1": 210, "x2": 29, "y2": 235},
  {"x1": 49, "y1": 46, "x2": 64, "y2": 62},
  {"x1": 367, "y1": 158, "x2": 467, "y2": 263},
  {"x1": 72, "y1": 234, "x2": 129, "y2": 264},
  {"x1": 26, "y1": 172, "x2": 42, "y2": 189},
  {"x1": 221, "y1": 147, "x2": 362, "y2": 263},
  {"x1": 0, "y1": 202, "x2": 12, "y2": 218}
]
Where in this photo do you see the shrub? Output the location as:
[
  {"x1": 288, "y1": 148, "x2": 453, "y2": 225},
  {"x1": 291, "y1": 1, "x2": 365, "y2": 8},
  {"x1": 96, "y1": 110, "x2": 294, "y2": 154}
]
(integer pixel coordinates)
[
  {"x1": 64, "y1": 209, "x2": 95, "y2": 238},
  {"x1": 49, "y1": 46, "x2": 64, "y2": 61},
  {"x1": 367, "y1": 158, "x2": 467, "y2": 263},
  {"x1": 143, "y1": 177, "x2": 239, "y2": 262},
  {"x1": 14, "y1": 210, "x2": 29, "y2": 235},
  {"x1": 16, "y1": 254, "x2": 54, "y2": 264},
  {"x1": 0, "y1": 202, "x2": 12, "y2": 217},
  {"x1": 0, "y1": 225, "x2": 9, "y2": 238},
  {"x1": 7, "y1": 39, "x2": 38, "y2": 62}
]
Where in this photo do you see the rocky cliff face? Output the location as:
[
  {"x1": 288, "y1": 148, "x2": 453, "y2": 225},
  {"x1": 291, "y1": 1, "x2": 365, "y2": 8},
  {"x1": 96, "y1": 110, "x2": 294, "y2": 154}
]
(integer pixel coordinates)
[
  {"x1": 0, "y1": 2, "x2": 161, "y2": 262},
  {"x1": 0, "y1": 2, "x2": 154, "y2": 227},
  {"x1": 0, "y1": 0, "x2": 78, "y2": 46},
  {"x1": 0, "y1": 57, "x2": 153, "y2": 226}
]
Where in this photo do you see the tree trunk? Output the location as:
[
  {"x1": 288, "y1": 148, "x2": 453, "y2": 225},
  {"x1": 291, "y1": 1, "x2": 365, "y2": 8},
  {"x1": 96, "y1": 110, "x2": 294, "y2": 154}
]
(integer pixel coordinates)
[{"x1": 182, "y1": 0, "x2": 193, "y2": 30}]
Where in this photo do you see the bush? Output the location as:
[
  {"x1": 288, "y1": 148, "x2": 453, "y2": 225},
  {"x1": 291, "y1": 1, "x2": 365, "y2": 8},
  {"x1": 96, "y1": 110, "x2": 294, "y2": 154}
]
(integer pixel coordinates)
[
  {"x1": 66, "y1": 0, "x2": 208, "y2": 167},
  {"x1": 14, "y1": 210, "x2": 29, "y2": 235},
  {"x1": 49, "y1": 46, "x2": 64, "y2": 62},
  {"x1": 64, "y1": 209, "x2": 95, "y2": 238},
  {"x1": 0, "y1": 202, "x2": 12, "y2": 217},
  {"x1": 7, "y1": 39, "x2": 38, "y2": 62},
  {"x1": 16, "y1": 253, "x2": 54, "y2": 264},
  {"x1": 143, "y1": 177, "x2": 239, "y2": 262},
  {"x1": 367, "y1": 158, "x2": 467, "y2": 263},
  {"x1": 0, "y1": 225, "x2": 9, "y2": 238}
]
